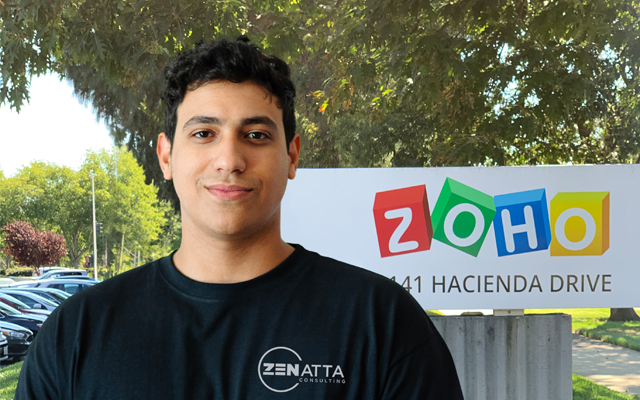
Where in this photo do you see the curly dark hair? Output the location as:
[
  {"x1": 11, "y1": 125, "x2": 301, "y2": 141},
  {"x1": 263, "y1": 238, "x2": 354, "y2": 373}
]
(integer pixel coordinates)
[{"x1": 163, "y1": 36, "x2": 296, "y2": 146}]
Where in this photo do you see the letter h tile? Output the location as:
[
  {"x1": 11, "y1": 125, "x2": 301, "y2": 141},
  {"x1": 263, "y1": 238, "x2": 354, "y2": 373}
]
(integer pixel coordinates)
[{"x1": 493, "y1": 188, "x2": 551, "y2": 257}]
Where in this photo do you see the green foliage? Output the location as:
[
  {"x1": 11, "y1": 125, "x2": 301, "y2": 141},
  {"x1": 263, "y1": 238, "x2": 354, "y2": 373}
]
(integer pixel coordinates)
[
  {"x1": 0, "y1": 148, "x2": 171, "y2": 272},
  {"x1": 527, "y1": 308, "x2": 640, "y2": 351},
  {"x1": 2, "y1": 0, "x2": 638, "y2": 208},
  {"x1": 527, "y1": 308, "x2": 612, "y2": 329},
  {"x1": 573, "y1": 374, "x2": 640, "y2": 400},
  {"x1": 575, "y1": 321, "x2": 640, "y2": 352},
  {"x1": 3, "y1": 266, "x2": 32, "y2": 277},
  {"x1": 0, "y1": 361, "x2": 22, "y2": 400}
]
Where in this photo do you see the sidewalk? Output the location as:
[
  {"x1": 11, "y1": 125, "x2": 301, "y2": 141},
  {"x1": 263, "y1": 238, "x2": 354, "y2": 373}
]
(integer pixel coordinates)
[{"x1": 572, "y1": 333, "x2": 640, "y2": 396}]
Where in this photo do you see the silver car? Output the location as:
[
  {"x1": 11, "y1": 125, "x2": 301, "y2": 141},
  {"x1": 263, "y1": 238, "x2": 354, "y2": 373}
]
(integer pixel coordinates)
[
  {"x1": 9, "y1": 287, "x2": 71, "y2": 305},
  {"x1": 0, "y1": 290, "x2": 59, "y2": 312},
  {"x1": 30, "y1": 279, "x2": 97, "y2": 296}
]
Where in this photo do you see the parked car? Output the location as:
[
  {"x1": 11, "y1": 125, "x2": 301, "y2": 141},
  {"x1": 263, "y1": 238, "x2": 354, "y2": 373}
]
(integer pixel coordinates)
[
  {"x1": 33, "y1": 266, "x2": 67, "y2": 277},
  {"x1": 35, "y1": 269, "x2": 88, "y2": 281},
  {"x1": 53, "y1": 275, "x2": 101, "y2": 282},
  {"x1": 0, "y1": 290, "x2": 59, "y2": 311},
  {"x1": 0, "y1": 278, "x2": 15, "y2": 288},
  {"x1": 29, "y1": 278, "x2": 98, "y2": 296},
  {"x1": 0, "y1": 302, "x2": 43, "y2": 335},
  {"x1": 0, "y1": 321, "x2": 33, "y2": 359},
  {"x1": 8, "y1": 281, "x2": 38, "y2": 288},
  {"x1": 0, "y1": 294, "x2": 51, "y2": 317},
  {"x1": 10, "y1": 287, "x2": 71, "y2": 305},
  {"x1": 0, "y1": 332, "x2": 9, "y2": 362}
]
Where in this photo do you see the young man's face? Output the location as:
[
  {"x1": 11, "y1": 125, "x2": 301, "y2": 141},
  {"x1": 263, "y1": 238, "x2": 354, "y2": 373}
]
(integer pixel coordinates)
[{"x1": 157, "y1": 80, "x2": 300, "y2": 241}]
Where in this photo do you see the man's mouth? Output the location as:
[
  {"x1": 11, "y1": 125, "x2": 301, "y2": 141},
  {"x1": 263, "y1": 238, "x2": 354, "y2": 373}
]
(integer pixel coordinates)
[{"x1": 206, "y1": 184, "x2": 253, "y2": 200}]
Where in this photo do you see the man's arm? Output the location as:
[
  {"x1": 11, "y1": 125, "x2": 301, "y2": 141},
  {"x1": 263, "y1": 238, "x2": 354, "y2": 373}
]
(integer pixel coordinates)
[{"x1": 14, "y1": 314, "x2": 60, "y2": 400}]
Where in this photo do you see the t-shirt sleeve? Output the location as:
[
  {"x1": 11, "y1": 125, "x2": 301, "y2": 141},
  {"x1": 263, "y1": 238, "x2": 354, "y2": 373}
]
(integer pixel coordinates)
[
  {"x1": 14, "y1": 312, "x2": 60, "y2": 400},
  {"x1": 379, "y1": 331, "x2": 464, "y2": 399}
]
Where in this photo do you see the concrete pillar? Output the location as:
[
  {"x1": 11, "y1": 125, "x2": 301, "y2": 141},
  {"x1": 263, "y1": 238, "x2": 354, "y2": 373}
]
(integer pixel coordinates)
[{"x1": 431, "y1": 314, "x2": 572, "y2": 400}]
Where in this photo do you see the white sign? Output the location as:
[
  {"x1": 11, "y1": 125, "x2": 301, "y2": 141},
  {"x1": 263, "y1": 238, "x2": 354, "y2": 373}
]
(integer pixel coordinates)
[{"x1": 281, "y1": 165, "x2": 639, "y2": 309}]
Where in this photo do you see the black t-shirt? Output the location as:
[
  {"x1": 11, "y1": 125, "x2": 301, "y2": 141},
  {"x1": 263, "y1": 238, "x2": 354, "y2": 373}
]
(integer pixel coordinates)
[{"x1": 15, "y1": 245, "x2": 463, "y2": 399}]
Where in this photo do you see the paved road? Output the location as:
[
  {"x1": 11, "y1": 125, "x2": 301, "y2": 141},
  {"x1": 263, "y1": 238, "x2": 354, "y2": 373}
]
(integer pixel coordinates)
[{"x1": 573, "y1": 333, "x2": 640, "y2": 396}]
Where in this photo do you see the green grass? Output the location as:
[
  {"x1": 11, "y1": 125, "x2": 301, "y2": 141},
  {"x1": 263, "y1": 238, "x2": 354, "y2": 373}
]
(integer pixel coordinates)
[
  {"x1": 0, "y1": 362, "x2": 636, "y2": 400},
  {"x1": 0, "y1": 361, "x2": 23, "y2": 400},
  {"x1": 573, "y1": 374, "x2": 640, "y2": 400},
  {"x1": 526, "y1": 308, "x2": 640, "y2": 352}
]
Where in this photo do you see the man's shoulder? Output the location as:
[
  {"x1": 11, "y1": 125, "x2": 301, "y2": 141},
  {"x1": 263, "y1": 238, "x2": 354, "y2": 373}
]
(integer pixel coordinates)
[
  {"x1": 55, "y1": 257, "x2": 164, "y2": 313},
  {"x1": 298, "y1": 247, "x2": 419, "y2": 307}
]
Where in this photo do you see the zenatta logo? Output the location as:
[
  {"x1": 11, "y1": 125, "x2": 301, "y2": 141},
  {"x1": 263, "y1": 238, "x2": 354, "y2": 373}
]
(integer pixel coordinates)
[{"x1": 258, "y1": 347, "x2": 346, "y2": 393}]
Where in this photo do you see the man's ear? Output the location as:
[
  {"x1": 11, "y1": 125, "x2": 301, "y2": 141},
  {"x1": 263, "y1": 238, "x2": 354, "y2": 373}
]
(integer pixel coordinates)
[
  {"x1": 288, "y1": 133, "x2": 301, "y2": 180},
  {"x1": 157, "y1": 132, "x2": 173, "y2": 180}
]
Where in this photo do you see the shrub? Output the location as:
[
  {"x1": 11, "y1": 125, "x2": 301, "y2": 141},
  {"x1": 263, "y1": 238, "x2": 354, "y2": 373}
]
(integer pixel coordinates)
[{"x1": 4, "y1": 267, "x2": 33, "y2": 277}]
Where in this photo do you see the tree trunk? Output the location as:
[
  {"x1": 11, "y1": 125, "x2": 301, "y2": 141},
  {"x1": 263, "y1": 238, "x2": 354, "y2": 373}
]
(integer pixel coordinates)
[
  {"x1": 118, "y1": 232, "x2": 125, "y2": 274},
  {"x1": 69, "y1": 233, "x2": 81, "y2": 268},
  {"x1": 608, "y1": 308, "x2": 640, "y2": 322}
]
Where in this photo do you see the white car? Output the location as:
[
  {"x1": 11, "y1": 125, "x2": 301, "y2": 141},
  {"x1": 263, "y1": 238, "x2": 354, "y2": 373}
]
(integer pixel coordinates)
[
  {"x1": 0, "y1": 290, "x2": 59, "y2": 312},
  {"x1": 35, "y1": 269, "x2": 88, "y2": 281}
]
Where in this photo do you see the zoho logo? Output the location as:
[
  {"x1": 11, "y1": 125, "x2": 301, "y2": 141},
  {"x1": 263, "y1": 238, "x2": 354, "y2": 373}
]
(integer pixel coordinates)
[{"x1": 373, "y1": 178, "x2": 610, "y2": 258}]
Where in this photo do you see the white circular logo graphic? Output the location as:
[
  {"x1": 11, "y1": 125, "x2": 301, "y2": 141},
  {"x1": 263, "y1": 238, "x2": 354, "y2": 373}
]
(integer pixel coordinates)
[
  {"x1": 555, "y1": 208, "x2": 597, "y2": 251},
  {"x1": 444, "y1": 203, "x2": 485, "y2": 247},
  {"x1": 258, "y1": 347, "x2": 302, "y2": 393}
]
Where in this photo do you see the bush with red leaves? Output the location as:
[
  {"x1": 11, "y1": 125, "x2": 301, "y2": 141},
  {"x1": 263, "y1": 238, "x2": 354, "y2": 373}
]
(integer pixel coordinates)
[{"x1": 1, "y1": 221, "x2": 67, "y2": 272}]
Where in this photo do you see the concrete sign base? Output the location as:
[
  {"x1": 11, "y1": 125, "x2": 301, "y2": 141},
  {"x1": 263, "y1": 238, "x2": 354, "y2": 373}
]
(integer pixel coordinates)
[{"x1": 431, "y1": 314, "x2": 572, "y2": 400}]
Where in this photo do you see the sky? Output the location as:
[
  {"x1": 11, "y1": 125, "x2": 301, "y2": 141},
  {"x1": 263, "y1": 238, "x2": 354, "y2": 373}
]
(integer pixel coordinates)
[{"x1": 0, "y1": 73, "x2": 114, "y2": 177}]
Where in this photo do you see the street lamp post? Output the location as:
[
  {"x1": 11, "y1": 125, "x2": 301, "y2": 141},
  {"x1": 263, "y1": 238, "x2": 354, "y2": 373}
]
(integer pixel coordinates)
[{"x1": 90, "y1": 171, "x2": 98, "y2": 279}]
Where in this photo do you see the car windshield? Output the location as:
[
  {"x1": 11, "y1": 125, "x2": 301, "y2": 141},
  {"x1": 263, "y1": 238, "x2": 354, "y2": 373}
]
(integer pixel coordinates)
[
  {"x1": 27, "y1": 294, "x2": 58, "y2": 308},
  {"x1": 0, "y1": 294, "x2": 31, "y2": 309},
  {"x1": 36, "y1": 291, "x2": 65, "y2": 304},
  {"x1": 44, "y1": 291, "x2": 70, "y2": 302},
  {"x1": 6, "y1": 292, "x2": 58, "y2": 308},
  {"x1": 0, "y1": 301, "x2": 24, "y2": 316}
]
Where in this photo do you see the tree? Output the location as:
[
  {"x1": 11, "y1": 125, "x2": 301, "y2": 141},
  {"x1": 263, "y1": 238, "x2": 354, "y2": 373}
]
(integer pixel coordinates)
[
  {"x1": 0, "y1": 149, "x2": 169, "y2": 271},
  {"x1": 79, "y1": 147, "x2": 168, "y2": 272},
  {"x1": 1, "y1": 0, "x2": 638, "y2": 315},
  {"x1": 609, "y1": 308, "x2": 640, "y2": 322},
  {"x1": 1, "y1": 220, "x2": 66, "y2": 272},
  {"x1": 1, "y1": 0, "x2": 638, "y2": 175}
]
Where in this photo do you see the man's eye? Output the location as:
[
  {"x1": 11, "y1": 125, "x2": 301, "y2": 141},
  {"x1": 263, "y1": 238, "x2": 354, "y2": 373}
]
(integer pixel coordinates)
[
  {"x1": 193, "y1": 131, "x2": 211, "y2": 138},
  {"x1": 247, "y1": 131, "x2": 269, "y2": 140}
]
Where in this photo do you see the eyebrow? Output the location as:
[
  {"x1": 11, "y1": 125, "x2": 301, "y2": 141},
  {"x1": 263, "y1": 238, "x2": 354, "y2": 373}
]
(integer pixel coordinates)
[
  {"x1": 182, "y1": 116, "x2": 223, "y2": 131},
  {"x1": 182, "y1": 115, "x2": 278, "y2": 132},
  {"x1": 240, "y1": 116, "x2": 278, "y2": 132}
]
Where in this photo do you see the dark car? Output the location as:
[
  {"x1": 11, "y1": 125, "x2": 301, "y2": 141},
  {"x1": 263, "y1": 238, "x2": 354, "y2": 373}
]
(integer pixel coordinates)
[
  {"x1": 0, "y1": 302, "x2": 43, "y2": 335},
  {"x1": 0, "y1": 321, "x2": 33, "y2": 359}
]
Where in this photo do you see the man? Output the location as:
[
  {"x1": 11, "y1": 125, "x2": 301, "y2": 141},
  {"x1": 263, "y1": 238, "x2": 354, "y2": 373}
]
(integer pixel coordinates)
[{"x1": 15, "y1": 37, "x2": 463, "y2": 399}]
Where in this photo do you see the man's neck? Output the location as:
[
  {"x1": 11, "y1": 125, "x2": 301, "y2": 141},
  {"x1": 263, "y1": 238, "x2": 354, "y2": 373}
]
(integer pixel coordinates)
[{"x1": 172, "y1": 221, "x2": 295, "y2": 284}]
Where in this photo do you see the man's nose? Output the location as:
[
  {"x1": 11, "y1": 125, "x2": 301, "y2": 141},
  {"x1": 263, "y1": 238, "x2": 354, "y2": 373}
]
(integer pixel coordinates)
[{"x1": 211, "y1": 134, "x2": 247, "y2": 173}]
